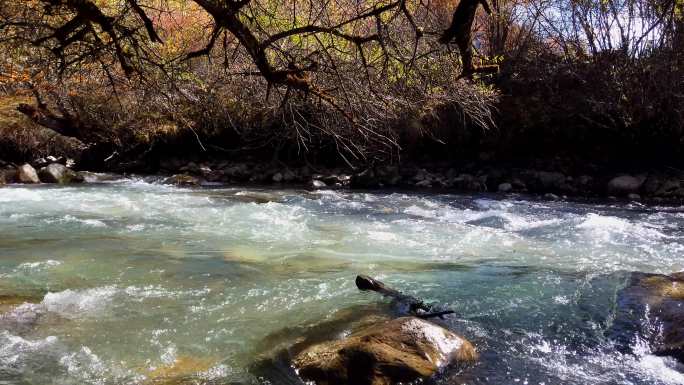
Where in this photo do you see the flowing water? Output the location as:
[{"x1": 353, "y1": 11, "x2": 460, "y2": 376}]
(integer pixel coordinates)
[{"x1": 1, "y1": 178, "x2": 683, "y2": 385}]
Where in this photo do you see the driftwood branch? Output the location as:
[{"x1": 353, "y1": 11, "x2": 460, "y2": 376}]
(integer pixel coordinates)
[{"x1": 356, "y1": 275, "x2": 455, "y2": 319}]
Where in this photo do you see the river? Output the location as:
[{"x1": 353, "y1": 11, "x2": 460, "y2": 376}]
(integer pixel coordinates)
[{"x1": 1, "y1": 178, "x2": 683, "y2": 384}]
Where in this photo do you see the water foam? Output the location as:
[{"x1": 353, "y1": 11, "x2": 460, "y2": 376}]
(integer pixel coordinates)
[{"x1": 42, "y1": 286, "x2": 118, "y2": 319}]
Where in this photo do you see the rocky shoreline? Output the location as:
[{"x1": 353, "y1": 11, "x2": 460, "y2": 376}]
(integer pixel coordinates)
[{"x1": 2, "y1": 157, "x2": 683, "y2": 204}]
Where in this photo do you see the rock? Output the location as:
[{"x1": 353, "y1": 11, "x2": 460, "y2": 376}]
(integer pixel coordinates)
[
  {"x1": 0, "y1": 168, "x2": 17, "y2": 184},
  {"x1": 159, "y1": 157, "x2": 186, "y2": 172},
  {"x1": 511, "y1": 178, "x2": 527, "y2": 191},
  {"x1": 655, "y1": 179, "x2": 681, "y2": 197},
  {"x1": 32, "y1": 157, "x2": 49, "y2": 169},
  {"x1": 179, "y1": 161, "x2": 201, "y2": 174},
  {"x1": 627, "y1": 193, "x2": 641, "y2": 201},
  {"x1": 642, "y1": 175, "x2": 663, "y2": 195},
  {"x1": 233, "y1": 191, "x2": 281, "y2": 204},
  {"x1": 607, "y1": 175, "x2": 643, "y2": 196},
  {"x1": 375, "y1": 166, "x2": 401, "y2": 186},
  {"x1": 198, "y1": 164, "x2": 212, "y2": 176},
  {"x1": 16, "y1": 164, "x2": 40, "y2": 184},
  {"x1": 38, "y1": 163, "x2": 84, "y2": 184},
  {"x1": 47, "y1": 155, "x2": 66, "y2": 165},
  {"x1": 466, "y1": 215, "x2": 510, "y2": 229},
  {"x1": 163, "y1": 174, "x2": 201, "y2": 186},
  {"x1": 536, "y1": 171, "x2": 566, "y2": 190},
  {"x1": 451, "y1": 173, "x2": 485, "y2": 192},
  {"x1": 415, "y1": 179, "x2": 432, "y2": 188},
  {"x1": 272, "y1": 172, "x2": 284, "y2": 183},
  {"x1": 283, "y1": 170, "x2": 296, "y2": 182},
  {"x1": 498, "y1": 183, "x2": 513, "y2": 193},
  {"x1": 311, "y1": 179, "x2": 327, "y2": 189},
  {"x1": 543, "y1": 193, "x2": 560, "y2": 201},
  {"x1": 613, "y1": 272, "x2": 684, "y2": 363},
  {"x1": 142, "y1": 356, "x2": 218, "y2": 385},
  {"x1": 350, "y1": 169, "x2": 377, "y2": 188},
  {"x1": 293, "y1": 316, "x2": 477, "y2": 385},
  {"x1": 78, "y1": 172, "x2": 120, "y2": 183}
]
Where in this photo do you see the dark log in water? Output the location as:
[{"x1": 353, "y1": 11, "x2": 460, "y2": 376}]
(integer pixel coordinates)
[{"x1": 355, "y1": 275, "x2": 455, "y2": 319}]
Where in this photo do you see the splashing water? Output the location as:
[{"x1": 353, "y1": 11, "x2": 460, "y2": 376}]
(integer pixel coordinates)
[{"x1": 0, "y1": 180, "x2": 683, "y2": 385}]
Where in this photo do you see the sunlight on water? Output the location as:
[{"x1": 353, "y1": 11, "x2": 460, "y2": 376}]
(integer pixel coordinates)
[{"x1": 0, "y1": 180, "x2": 683, "y2": 385}]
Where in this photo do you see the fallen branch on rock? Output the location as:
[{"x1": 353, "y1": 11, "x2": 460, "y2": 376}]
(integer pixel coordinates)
[{"x1": 355, "y1": 275, "x2": 455, "y2": 319}]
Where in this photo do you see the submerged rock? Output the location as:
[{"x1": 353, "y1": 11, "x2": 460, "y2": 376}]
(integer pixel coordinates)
[
  {"x1": 38, "y1": 163, "x2": 84, "y2": 184},
  {"x1": 16, "y1": 164, "x2": 40, "y2": 184},
  {"x1": 0, "y1": 293, "x2": 45, "y2": 334},
  {"x1": 614, "y1": 272, "x2": 684, "y2": 363},
  {"x1": 233, "y1": 191, "x2": 281, "y2": 204},
  {"x1": 142, "y1": 356, "x2": 218, "y2": 385},
  {"x1": 293, "y1": 316, "x2": 477, "y2": 385}
]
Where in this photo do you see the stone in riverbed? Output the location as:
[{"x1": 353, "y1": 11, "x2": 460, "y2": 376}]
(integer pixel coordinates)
[
  {"x1": 607, "y1": 175, "x2": 643, "y2": 195},
  {"x1": 536, "y1": 171, "x2": 566, "y2": 190},
  {"x1": 38, "y1": 163, "x2": 84, "y2": 184},
  {"x1": 498, "y1": 182, "x2": 513, "y2": 193},
  {"x1": 627, "y1": 193, "x2": 641, "y2": 201},
  {"x1": 293, "y1": 316, "x2": 477, "y2": 385},
  {"x1": 655, "y1": 179, "x2": 681, "y2": 197},
  {"x1": 311, "y1": 179, "x2": 327, "y2": 189},
  {"x1": 163, "y1": 174, "x2": 201, "y2": 186},
  {"x1": 16, "y1": 164, "x2": 40, "y2": 184},
  {"x1": 543, "y1": 192, "x2": 560, "y2": 201},
  {"x1": 613, "y1": 272, "x2": 684, "y2": 363},
  {"x1": 142, "y1": 356, "x2": 218, "y2": 385},
  {"x1": 0, "y1": 165, "x2": 17, "y2": 184}
]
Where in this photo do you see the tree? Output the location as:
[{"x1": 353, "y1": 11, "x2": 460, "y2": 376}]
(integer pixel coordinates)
[{"x1": 0, "y1": 0, "x2": 499, "y2": 164}]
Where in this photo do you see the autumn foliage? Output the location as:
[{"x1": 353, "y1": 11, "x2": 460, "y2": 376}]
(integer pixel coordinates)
[{"x1": 0, "y1": 0, "x2": 682, "y2": 167}]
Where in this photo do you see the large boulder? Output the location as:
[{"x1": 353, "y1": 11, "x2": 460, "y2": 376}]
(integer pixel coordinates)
[
  {"x1": 0, "y1": 167, "x2": 16, "y2": 184},
  {"x1": 293, "y1": 317, "x2": 477, "y2": 385},
  {"x1": 607, "y1": 175, "x2": 643, "y2": 195},
  {"x1": 38, "y1": 163, "x2": 84, "y2": 184},
  {"x1": 16, "y1": 164, "x2": 40, "y2": 184},
  {"x1": 613, "y1": 272, "x2": 684, "y2": 362}
]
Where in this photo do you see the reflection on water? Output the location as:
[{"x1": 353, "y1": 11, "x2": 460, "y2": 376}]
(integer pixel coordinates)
[{"x1": 0, "y1": 180, "x2": 683, "y2": 384}]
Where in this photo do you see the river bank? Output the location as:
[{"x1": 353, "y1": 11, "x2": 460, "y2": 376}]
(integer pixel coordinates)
[{"x1": 2, "y1": 157, "x2": 683, "y2": 205}]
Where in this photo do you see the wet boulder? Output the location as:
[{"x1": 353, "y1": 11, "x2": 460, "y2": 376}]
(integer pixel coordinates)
[
  {"x1": 498, "y1": 182, "x2": 513, "y2": 193},
  {"x1": 293, "y1": 316, "x2": 477, "y2": 385},
  {"x1": 16, "y1": 164, "x2": 40, "y2": 184},
  {"x1": 0, "y1": 168, "x2": 11, "y2": 185},
  {"x1": 614, "y1": 272, "x2": 684, "y2": 363},
  {"x1": 607, "y1": 175, "x2": 643, "y2": 196},
  {"x1": 536, "y1": 171, "x2": 566, "y2": 191},
  {"x1": 310, "y1": 179, "x2": 327, "y2": 189},
  {"x1": 233, "y1": 191, "x2": 281, "y2": 204},
  {"x1": 163, "y1": 174, "x2": 202, "y2": 186},
  {"x1": 38, "y1": 163, "x2": 84, "y2": 184}
]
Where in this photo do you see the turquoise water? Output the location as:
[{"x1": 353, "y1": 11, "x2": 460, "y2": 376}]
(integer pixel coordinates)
[{"x1": 0, "y1": 179, "x2": 683, "y2": 384}]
